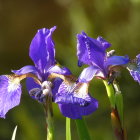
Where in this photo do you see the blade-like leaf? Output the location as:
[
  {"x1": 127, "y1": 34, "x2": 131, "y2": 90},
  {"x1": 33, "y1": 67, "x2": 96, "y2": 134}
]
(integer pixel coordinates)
[
  {"x1": 75, "y1": 118, "x2": 91, "y2": 140},
  {"x1": 11, "y1": 125, "x2": 18, "y2": 140}
]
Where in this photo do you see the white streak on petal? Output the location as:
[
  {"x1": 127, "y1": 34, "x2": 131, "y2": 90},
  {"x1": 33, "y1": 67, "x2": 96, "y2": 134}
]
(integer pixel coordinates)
[
  {"x1": 74, "y1": 83, "x2": 88, "y2": 99},
  {"x1": 7, "y1": 77, "x2": 20, "y2": 92}
]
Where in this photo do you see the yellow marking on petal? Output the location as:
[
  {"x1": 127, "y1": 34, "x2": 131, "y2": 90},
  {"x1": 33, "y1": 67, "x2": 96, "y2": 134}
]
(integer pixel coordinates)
[
  {"x1": 6, "y1": 73, "x2": 41, "y2": 93},
  {"x1": 7, "y1": 76, "x2": 20, "y2": 92},
  {"x1": 74, "y1": 83, "x2": 89, "y2": 98},
  {"x1": 48, "y1": 73, "x2": 65, "y2": 81}
]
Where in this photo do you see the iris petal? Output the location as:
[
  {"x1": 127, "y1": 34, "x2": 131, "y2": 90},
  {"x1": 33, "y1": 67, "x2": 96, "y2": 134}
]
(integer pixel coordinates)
[
  {"x1": 48, "y1": 65, "x2": 71, "y2": 75},
  {"x1": 29, "y1": 26, "x2": 56, "y2": 73},
  {"x1": 56, "y1": 77, "x2": 98, "y2": 119},
  {"x1": 52, "y1": 78, "x2": 63, "y2": 97},
  {"x1": 129, "y1": 70, "x2": 140, "y2": 84},
  {"x1": 54, "y1": 82, "x2": 88, "y2": 105},
  {"x1": 54, "y1": 81, "x2": 97, "y2": 109},
  {"x1": 136, "y1": 54, "x2": 140, "y2": 66},
  {"x1": 97, "y1": 36, "x2": 111, "y2": 49},
  {"x1": 12, "y1": 65, "x2": 39, "y2": 75},
  {"x1": 77, "y1": 32, "x2": 107, "y2": 70},
  {"x1": 58, "y1": 97, "x2": 98, "y2": 119},
  {"x1": 0, "y1": 75, "x2": 22, "y2": 118},
  {"x1": 106, "y1": 55, "x2": 130, "y2": 67},
  {"x1": 26, "y1": 77, "x2": 41, "y2": 92},
  {"x1": 55, "y1": 93, "x2": 91, "y2": 106},
  {"x1": 78, "y1": 66, "x2": 100, "y2": 82},
  {"x1": 77, "y1": 33, "x2": 91, "y2": 66},
  {"x1": 127, "y1": 54, "x2": 140, "y2": 84}
]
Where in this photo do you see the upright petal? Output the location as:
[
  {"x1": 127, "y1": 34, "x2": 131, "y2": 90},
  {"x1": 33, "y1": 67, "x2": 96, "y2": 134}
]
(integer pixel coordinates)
[
  {"x1": 29, "y1": 26, "x2": 56, "y2": 73},
  {"x1": 0, "y1": 75, "x2": 22, "y2": 118},
  {"x1": 58, "y1": 97, "x2": 98, "y2": 119},
  {"x1": 77, "y1": 32, "x2": 108, "y2": 70},
  {"x1": 97, "y1": 36, "x2": 111, "y2": 49}
]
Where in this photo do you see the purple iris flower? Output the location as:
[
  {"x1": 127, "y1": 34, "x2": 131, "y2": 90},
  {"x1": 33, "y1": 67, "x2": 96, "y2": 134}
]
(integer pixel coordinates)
[
  {"x1": 0, "y1": 26, "x2": 70, "y2": 118},
  {"x1": 0, "y1": 26, "x2": 98, "y2": 119},
  {"x1": 54, "y1": 75, "x2": 98, "y2": 119},
  {"x1": 127, "y1": 54, "x2": 140, "y2": 84},
  {"x1": 77, "y1": 32, "x2": 130, "y2": 83},
  {"x1": 12, "y1": 26, "x2": 71, "y2": 101}
]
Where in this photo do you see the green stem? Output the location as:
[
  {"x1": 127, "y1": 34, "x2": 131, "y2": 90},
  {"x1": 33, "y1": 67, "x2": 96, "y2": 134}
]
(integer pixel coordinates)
[
  {"x1": 103, "y1": 80, "x2": 127, "y2": 140},
  {"x1": 44, "y1": 97, "x2": 54, "y2": 140},
  {"x1": 46, "y1": 110, "x2": 54, "y2": 140},
  {"x1": 75, "y1": 118, "x2": 91, "y2": 140},
  {"x1": 66, "y1": 117, "x2": 71, "y2": 140}
]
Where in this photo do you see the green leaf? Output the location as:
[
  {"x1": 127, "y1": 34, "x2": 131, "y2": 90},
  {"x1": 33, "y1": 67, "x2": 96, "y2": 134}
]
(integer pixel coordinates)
[
  {"x1": 113, "y1": 82, "x2": 124, "y2": 126},
  {"x1": 115, "y1": 91, "x2": 124, "y2": 126},
  {"x1": 103, "y1": 80, "x2": 115, "y2": 108},
  {"x1": 75, "y1": 118, "x2": 91, "y2": 140},
  {"x1": 11, "y1": 125, "x2": 18, "y2": 140},
  {"x1": 66, "y1": 117, "x2": 71, "y2": 140}
]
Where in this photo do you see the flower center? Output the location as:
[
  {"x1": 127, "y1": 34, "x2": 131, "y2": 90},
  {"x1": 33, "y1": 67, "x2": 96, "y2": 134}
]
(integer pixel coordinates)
[{"x1": 29, "y1": 81, "x2": 52, "y2": 103}]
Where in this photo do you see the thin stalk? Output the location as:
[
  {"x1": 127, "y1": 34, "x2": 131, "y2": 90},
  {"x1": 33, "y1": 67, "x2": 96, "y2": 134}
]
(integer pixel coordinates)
[
  {"x1": 103, "y1": 80, "x2": 127, "y2": 140},
  {"x1": 75, "y1": 118, "x2": 91, "y2": 140},
  {"x1": 66, "y1": 117, "x2": 71, "y2": 140},
  {"x1": 44, "y1": 96, "x2": 54, "y2": 140}
]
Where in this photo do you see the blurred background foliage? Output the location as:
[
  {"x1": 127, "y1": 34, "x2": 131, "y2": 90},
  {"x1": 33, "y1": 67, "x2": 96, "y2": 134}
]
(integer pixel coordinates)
[{"x1": 0, "y1": 0, "x2": 140, "y2": 139}]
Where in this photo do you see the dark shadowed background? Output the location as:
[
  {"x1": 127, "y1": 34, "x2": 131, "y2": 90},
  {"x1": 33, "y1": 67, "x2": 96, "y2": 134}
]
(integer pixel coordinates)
[{"x1": 0, "y1": 0, "x2": 140, "y2": 139}]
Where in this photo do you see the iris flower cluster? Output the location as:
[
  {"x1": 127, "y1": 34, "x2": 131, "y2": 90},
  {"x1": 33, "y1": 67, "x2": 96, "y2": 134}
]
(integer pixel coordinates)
[{"x1": 0, "y1": 26, "x2": 138, "y2": 120}]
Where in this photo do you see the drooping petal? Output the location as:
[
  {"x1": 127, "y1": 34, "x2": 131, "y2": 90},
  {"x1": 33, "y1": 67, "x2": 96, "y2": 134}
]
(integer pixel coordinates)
[
  {"x1": 29, "y1": 26, "x2": 56, "y2": 73},
  {"x1": 48, "y1": 65, "x2": 71, "y2": 75},
  {"x1": 136, "y1": 54, "x2": 140, "y2": 65},
  {"x1": 129, "y1": 70, "x2": 140, "y2": 84},
  {"x1": 55, "y1": 81, "x2": 96, "y2": 108},
  {"x1": 78, "y1": 66, "x2": 100, "y2": 83},
  {"x1": 55, "y1": 79, "x2": 98, "y2": 119},
  {"x1": 58, "y1": 97, "x2": 98, "y2": 119},
  {"x1": 77, "y1": 32, "x2": 107, "y2": 70},
  {"x1": 55, "y1": 92, "x2": 91, "y2": 106},
  {"x1": 12, "y1": 65, "x2": 39, "y2": 75},
  {"x1": 127, "y1": 54, "x2": 140, "y2": 84},
  {"x1": 0, "y1": 75, "x2": 22, "y2": 118},
  {"x1": 106, "y1": 55, "x2": 130, "y2": 67}
]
